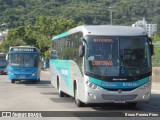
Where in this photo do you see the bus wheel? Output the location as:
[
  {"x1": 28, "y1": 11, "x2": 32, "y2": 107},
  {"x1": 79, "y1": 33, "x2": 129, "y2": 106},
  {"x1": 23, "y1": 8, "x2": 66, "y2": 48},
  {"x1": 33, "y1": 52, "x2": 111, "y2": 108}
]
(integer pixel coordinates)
[
  {"x1": 128, "y1": 103, "x2": 137, "y2": 108},
  {"x1": 57, "y1": 80, "x2": 65, "y2": 97},
  {"x1": 74, "y1": 84, "x2": 84, "y2": 107},
  {"x1": 11, "y1": 80, "x2": 15, "y2": 84},
  {"x1": 33, "y1": 80, "x2": 37, "y2": 84}
]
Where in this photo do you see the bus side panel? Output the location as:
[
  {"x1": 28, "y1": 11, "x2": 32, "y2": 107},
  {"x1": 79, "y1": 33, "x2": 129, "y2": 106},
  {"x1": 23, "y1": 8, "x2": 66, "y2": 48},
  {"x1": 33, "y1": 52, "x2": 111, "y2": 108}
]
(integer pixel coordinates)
[
  {"x1": 50, "y1": 60, "x2": 73, "y2": 96},
  {"x1": 50, "y1": 60, "x2": 84, "y2": 98},
  {"x1": 70, "y1": 60, "x2": 84, "y2": 99},
  {"x1": 38, "y1": 64, "x2": 41, "y2": 80},
  {"x1": 50, "y1": 60, "x2": 59, "y2": 88}
]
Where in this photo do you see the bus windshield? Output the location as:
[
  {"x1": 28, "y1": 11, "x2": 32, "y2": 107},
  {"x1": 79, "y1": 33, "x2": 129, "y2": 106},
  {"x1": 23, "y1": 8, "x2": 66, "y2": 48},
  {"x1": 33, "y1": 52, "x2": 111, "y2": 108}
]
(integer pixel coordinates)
[
  {"x1": 9, "y1": 53, "x2": 39, "y2": 68},
  {"x1": 0, "y1": 57, "x2": 7, "y2": 67},
  {"x1": 85, "y1": 36, "x2": 151, "y2": 77}
]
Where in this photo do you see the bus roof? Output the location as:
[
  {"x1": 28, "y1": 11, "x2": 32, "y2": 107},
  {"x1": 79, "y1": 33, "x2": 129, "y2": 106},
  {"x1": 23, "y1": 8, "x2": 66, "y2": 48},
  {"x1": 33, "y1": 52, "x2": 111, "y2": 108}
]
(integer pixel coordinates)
[
  {"x1": 52, "y1": 25, "x2": 147, "y2": 41},
  {"x1": 0, "y1": 53, "x2": 6, "y2": 57}
]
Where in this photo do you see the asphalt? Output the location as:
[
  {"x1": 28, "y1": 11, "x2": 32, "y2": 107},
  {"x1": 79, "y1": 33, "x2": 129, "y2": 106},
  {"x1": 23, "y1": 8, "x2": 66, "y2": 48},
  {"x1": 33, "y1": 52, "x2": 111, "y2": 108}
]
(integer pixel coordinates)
[{"x1": 152, "y1": 82, "x2": 160, "y2": 94}]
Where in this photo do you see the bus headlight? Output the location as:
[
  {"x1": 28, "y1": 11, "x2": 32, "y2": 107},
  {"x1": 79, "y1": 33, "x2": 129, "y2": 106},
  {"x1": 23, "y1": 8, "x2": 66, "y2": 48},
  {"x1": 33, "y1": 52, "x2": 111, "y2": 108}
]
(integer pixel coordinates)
[
  {"x1": 32, "y1": 71, "x2": 37, "y2": 76},
  {"x1": 8, "y1": 71, "x2": 14, "y2": 75},
  {"x1": 86, "y1": 81, "x2": 101, "y2": 90},
  {"x1": 139, "y1": 77, "x2": 151, "y2": 89},
  {"x1": 139, "y1": 81, "x2": 151, "y2": 89}
]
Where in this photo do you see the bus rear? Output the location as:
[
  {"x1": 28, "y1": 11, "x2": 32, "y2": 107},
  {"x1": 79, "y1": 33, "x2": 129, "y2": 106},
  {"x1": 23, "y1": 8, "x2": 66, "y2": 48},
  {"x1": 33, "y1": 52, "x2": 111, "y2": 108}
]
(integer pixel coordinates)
[{"x1": 7, "y1": 46, "x2": 41, "y2": 83}]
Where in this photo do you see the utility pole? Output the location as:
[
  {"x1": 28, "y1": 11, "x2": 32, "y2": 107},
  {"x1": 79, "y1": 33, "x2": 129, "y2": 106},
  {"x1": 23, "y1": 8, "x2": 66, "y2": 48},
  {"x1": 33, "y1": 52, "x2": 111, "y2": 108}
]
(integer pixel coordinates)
[{"x1": 109, "y1": 7, "x2": 113, "y2": 25}]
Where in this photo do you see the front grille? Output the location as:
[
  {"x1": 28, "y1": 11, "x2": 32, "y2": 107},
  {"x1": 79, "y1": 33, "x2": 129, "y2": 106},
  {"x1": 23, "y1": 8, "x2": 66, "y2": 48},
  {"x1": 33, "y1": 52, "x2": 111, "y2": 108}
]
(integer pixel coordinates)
[
  {"x1": 14, "y1": 74, "x2": 31, "y2": 78},
  {"x1": 102, "y1": 94, "x2": 137, "y2": 101}
]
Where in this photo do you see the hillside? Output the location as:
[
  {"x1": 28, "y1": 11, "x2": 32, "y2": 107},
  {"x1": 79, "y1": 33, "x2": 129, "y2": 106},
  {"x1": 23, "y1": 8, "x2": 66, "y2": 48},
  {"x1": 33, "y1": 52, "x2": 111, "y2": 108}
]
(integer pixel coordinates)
[{"x1": 0, "y1": 0, "x2": 160, "y2": 31}]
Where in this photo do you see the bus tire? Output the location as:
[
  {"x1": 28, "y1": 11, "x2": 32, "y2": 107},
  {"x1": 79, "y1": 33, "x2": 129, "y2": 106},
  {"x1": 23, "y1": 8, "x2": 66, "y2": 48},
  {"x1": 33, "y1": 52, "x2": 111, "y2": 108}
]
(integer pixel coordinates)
[
  {"x1": 33, "y1": 80, "x2": 37, "y2": 84},
  {"x1": 128, "y1": 103, "x2": 137, "y2": 108},
  {"x1": 11, "y1": 80, "x2": 15, "y2": 84},
  {"x1": 74, "y1": 82, "x2": 84, "y2": 107},
  {"x1": 59, "y1": 89, "x2": 65, "y2": 97},
  {"x1": 57, "y1": 80, "x2": 65, "y2": 97}
]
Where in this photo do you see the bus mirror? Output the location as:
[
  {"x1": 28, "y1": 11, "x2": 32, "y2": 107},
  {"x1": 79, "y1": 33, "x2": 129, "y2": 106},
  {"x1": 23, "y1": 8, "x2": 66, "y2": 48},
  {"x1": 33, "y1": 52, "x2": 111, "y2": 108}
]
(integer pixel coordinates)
[
  {"x1": 6, "y1": 54, "x2": 9, "y2": 61},
  {"x1": 79, "y1": 45, "x2": 85, "y2": 57},
  {"x1": 150, "y1": 44, "x2": 154, "y2": 56},
  {"x1": 80, "y1": 37, "x2": 87, "y2": 44}
]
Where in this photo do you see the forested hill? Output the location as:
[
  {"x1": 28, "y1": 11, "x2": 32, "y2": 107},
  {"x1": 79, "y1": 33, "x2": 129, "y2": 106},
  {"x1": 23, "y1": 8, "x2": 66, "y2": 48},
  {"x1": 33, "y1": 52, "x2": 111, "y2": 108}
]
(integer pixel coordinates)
[{"x1": 0, "y1": 0, "x2": 160, "y2": 31}]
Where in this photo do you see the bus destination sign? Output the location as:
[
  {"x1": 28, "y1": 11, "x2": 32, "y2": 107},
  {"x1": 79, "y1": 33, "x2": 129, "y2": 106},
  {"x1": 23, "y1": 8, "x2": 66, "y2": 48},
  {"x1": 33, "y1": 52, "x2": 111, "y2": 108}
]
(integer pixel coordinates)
[{"x1": 11, "y1": 48, "x2": 37, "y2": 52}]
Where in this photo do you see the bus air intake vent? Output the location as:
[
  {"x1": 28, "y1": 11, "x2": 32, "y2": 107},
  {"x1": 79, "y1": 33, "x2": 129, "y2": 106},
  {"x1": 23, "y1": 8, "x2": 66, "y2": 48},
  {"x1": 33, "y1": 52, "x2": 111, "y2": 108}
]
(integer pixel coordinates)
[{"x1": 102, "y1": 95, "x2": 137, "y2": 101}]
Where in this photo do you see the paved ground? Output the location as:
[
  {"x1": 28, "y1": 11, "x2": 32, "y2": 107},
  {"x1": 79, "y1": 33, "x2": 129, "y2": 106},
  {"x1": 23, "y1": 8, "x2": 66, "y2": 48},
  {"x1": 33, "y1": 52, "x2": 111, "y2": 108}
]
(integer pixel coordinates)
[
  {"x1": 152, "y1": 82, "x2": 160, "y2": 94},
  {"x1": 0, "y1": 71, "x2": 160, "y2": 120}
]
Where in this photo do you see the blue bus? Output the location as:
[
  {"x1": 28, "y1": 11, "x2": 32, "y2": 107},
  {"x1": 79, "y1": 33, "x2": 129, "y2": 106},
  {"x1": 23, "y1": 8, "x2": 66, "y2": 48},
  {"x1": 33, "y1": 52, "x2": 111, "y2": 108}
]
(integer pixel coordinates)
[
  {"x1": 7, "y1": 46, "x2": 41, "y2": 83},
  {"x1": 0, "y1": 53, "x2": 8, "y2": 74},
  {"x1": 50, "y1": 25, "x2": 153, "y2": 107}
]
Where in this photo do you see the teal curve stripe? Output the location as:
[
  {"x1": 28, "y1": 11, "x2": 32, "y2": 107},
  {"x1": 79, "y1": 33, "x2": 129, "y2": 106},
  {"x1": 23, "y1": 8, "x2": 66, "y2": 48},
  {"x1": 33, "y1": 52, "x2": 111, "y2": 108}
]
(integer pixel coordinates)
[
  {"x1": 52, "y1": 32, "x2": 69, "y2": 41},
  {"x1": 50, "y1": 59, "x2": 74, "y2": 95},
  {"x1": 89, "y1": 77, "x2": 149, "y2": 89}
]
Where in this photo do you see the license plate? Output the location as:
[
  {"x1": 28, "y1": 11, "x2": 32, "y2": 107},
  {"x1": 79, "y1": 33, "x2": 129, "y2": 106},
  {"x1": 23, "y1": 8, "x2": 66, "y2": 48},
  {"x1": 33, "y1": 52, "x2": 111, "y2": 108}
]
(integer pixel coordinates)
[
  {"x1": 114, "y1": 100, "x2": 126, "y2": 103},
  {"x1": 20, "y1": 76, "x2": 26, "y2": 79}
]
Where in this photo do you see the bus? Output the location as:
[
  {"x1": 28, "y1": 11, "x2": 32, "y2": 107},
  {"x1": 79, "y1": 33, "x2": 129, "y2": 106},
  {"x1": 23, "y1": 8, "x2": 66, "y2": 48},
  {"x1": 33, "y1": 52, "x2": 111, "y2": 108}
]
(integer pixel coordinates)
[
  {"x1": 0, "y1": 53, "x2": 8, "y2": 74},
  {"x1": 50, "y1": 25, "x2": 153, "y2": 107},
  {"x1": 7, "y1": 46, "x2": 41, "y2": 83}
]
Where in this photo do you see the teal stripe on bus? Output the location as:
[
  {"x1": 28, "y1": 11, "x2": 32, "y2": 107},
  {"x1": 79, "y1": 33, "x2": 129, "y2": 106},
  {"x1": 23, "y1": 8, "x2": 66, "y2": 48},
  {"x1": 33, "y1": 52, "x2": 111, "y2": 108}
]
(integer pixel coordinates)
[
  {"x1": 89, "y1": 77, "x2": 149, "y2": 89},
  {"x1": 52, "y1": 32, "x2": 69, "y2": 41},
  {"x1": 50, "y1": 59, "x2": 73, "y2": 95}
]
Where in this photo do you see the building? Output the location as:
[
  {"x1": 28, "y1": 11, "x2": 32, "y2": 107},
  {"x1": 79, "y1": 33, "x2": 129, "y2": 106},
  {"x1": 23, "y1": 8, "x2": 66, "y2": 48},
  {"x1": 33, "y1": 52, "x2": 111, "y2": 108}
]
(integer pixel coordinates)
[
  {"x1": 0, "y1": 29, "x2": 8, "y2": 44},
  {"x1": 132, "y1": 18, "x2": 157, "y2": 38}
]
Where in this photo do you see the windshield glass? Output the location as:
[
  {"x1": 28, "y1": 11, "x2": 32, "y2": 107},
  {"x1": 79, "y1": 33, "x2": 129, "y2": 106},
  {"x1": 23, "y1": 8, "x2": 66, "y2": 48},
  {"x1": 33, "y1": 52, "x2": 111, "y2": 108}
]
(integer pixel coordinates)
[
  {"x1": 0, "y1": 57, "x2": 7, "y2": 67},
  {"x1": 9, "y1": 53, "x2": 39, "y2": 68},
  {"x1": 119, "y1": 36, "x2": 151, "y2": 77},
  {"x1": 85, "y1": 36, "x2": 151, "y2": 77}
]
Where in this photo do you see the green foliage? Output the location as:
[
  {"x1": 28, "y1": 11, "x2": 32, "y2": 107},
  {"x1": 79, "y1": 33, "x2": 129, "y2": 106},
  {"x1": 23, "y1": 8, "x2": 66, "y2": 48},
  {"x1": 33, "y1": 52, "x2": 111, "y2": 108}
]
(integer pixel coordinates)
[
  {"x1": 1, "y1": 0, "x2": 160, "y2": 60},
  {"x1": 0, "y1": 0, "x2": 160, "y2": 31},
  {"x1": 152, "y1": 32, "x2": 160, "y2": 66},
  {"x1": 153, "y1": 32, "x2": 160, "y2": 42},
  {"x1": 0, "y1": 17, "x2": 76, "y2": 57}
]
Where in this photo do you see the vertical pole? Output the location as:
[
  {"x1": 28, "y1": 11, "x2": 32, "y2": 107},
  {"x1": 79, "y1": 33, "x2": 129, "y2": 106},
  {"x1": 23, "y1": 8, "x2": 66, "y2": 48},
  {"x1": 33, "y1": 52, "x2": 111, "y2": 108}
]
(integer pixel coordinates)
[{"x1": 109, "y1": 7, "x2": 112, "y2": 25}]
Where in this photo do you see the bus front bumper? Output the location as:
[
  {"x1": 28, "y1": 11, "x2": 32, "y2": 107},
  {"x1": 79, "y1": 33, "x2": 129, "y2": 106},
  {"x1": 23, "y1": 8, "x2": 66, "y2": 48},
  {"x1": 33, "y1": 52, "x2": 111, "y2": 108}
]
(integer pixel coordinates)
[
  {"x1": 8, "y1": 72, "x2": 38, "y2": 80},
  {"x1": 0, "y1": 68, "x2": 7, "y2": 74},
  {"x1": 82, "y1": 83, "x2": 151, "y2": 104}
]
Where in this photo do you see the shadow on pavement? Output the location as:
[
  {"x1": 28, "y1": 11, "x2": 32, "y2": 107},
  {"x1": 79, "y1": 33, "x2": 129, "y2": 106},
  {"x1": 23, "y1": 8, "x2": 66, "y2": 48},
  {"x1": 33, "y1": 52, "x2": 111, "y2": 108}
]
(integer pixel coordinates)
[
  {"x1": 13, "y1": 80, "x2": 52, "y2": 88},
  {"x1": 90, "y1": 94, "x2": 160, "y2": 112},
  {"x1": 88, "y1": 103, "x2": 140, "y2": 111}
]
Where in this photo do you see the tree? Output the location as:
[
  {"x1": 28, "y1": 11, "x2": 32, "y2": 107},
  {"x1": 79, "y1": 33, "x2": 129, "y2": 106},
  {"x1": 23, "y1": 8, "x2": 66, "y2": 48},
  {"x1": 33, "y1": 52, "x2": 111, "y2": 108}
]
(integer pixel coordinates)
[
  {"x1": 152, "y1": 32, "x2": 160, "y2": 66},
  {"x1": 0, "y1": 16, "x2": 76, "y2": 57},
  {"x1": 153, "y1": 32, "x2": 160, "y2": 42}
]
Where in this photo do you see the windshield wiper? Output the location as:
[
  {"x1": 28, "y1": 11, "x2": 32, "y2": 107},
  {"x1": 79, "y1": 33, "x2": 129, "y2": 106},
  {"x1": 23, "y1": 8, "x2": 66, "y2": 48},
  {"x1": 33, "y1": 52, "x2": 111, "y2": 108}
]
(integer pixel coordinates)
[{"x1": 102, "y1": 65, "x2": 108, "y2": 78}]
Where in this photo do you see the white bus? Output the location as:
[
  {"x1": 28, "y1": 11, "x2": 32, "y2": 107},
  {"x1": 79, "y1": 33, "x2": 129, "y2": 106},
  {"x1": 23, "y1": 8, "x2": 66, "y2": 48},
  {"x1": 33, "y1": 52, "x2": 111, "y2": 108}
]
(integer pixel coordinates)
[{"x1": 50, "y1": 25, "x2": 153, "y2": 107}]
